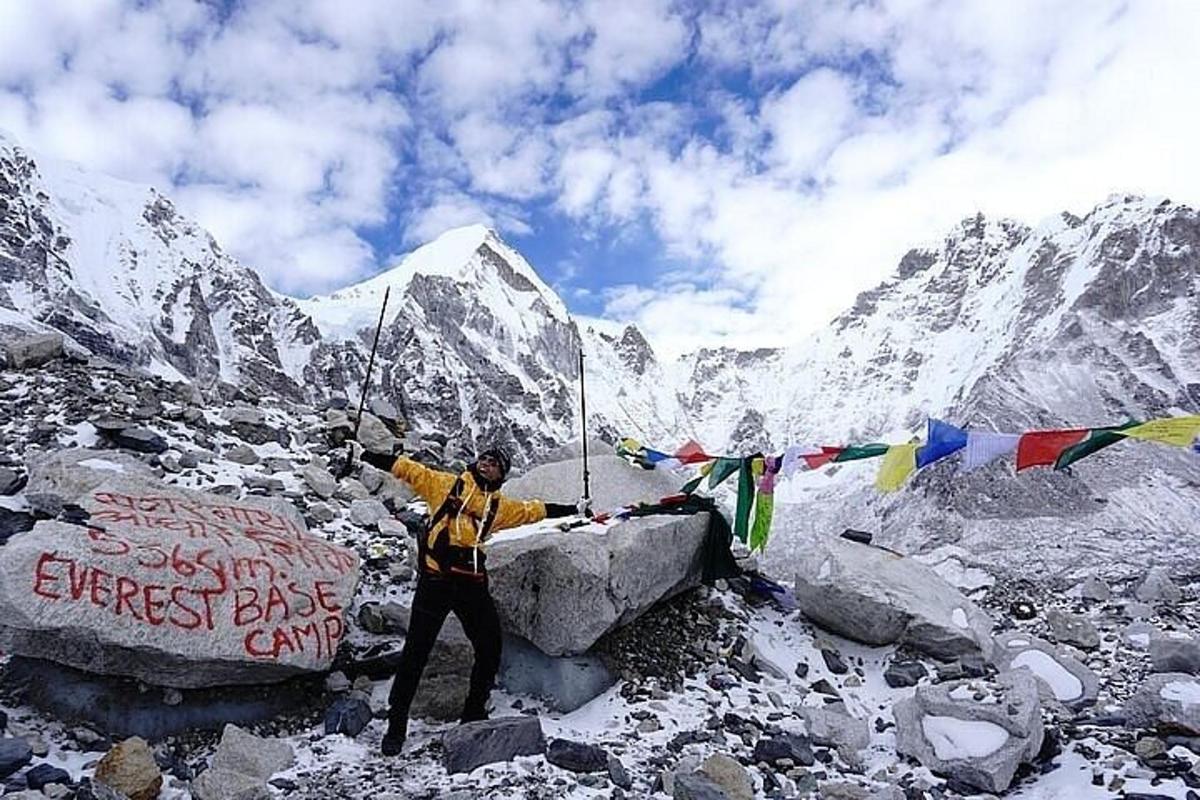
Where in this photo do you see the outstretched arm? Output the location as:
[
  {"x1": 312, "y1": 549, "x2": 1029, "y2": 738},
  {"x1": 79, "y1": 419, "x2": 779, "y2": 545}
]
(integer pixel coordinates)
[{"x1": 358, "y1": 449, "x2": 453, "y2": 507}]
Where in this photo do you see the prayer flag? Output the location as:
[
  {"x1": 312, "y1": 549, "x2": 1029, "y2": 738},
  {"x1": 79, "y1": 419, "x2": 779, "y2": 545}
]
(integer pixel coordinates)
[
  {"x1": 833, "y1": 443, "x2": 890, "y2": 462},
  {"x1": 1054, "y1": 422, "x2": 1139, "y2": 470},
  {"x1": 733, "y1": 458, "x2": 755, "y2": 544},
  {"x1": 707, "y1": 457, "x2": 741, "y2": 489},
  {"x1": 961, "y1": 431, "x2": 1020, "y2": 471},
  {"x1": 1016, "y1": 429, "x2": 1088, "y2": 471},
  {"x1": 1123, "y1": 416, "x2": 1200, "y2": 447},
  {"x1": 876, "y1": 443, "x2": 919, "y2": 492},
  {"x1": 675, "y1": 439, "x2": 712, "y2": 464},
  {"x1": 916, "y1": 419, "x2": 968, "y2": 468}
]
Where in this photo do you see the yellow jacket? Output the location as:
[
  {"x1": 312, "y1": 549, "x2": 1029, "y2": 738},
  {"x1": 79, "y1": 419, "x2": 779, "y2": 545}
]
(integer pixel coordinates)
[{"x1": 390, "y1": 456, "x2": 547, "y2": 576}]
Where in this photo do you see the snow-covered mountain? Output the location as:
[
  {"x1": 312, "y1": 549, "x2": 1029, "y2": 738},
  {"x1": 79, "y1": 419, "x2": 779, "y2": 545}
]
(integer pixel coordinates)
[{"x1": 2, "y1": 127, "x2": 1197, "y2": 559}]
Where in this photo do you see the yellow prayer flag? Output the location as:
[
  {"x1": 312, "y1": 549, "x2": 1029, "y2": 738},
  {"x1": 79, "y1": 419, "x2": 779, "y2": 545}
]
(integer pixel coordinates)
[
  {"x1": 876, "y1": 443, "x2": 919, "y2": 493},
  {"x1": 1123, "y1": 416, "x2": 1200, "y2": 447}
]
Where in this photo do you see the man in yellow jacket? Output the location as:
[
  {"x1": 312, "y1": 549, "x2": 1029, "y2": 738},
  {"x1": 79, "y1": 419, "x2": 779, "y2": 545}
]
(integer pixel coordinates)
[{"x1": 358, "y1": 444, "x2": 580, "y2": 755}]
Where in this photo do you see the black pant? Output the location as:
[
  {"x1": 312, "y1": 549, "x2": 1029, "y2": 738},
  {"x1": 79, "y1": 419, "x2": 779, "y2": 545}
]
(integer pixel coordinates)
[{"x1": 386, "y1": 574, "x2": 502, "y2": 736}]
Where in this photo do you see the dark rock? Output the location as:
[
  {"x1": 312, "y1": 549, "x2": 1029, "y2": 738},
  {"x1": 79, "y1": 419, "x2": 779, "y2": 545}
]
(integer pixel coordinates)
[
  {"x1": 607, "y1": 755, "x2": 632, "y2": 789},
  {"x1": 442, "y1": 716, "x2": 546, "y2": 774},
  {"x1": 753, "y1": 733, "x2": 814, "y2": 766},
  {"x1": 811, "y1": 679, "x2": 840, "y2": 697},
  {"x1": 26, "y1": 762, "x2": 72, "y2": 790},
  {"x1": 0, "y1": 508, "x2": 35, "y2": 541},
  {"x1": 324, "y1": 696, "x2": 372, "y2": 738},
  {"x1": 546, "y1": 738, "x2": 608, "y2": 773},
  {"x1": 0, "y1": 737, "x2": 33, "y2": 778},
  {"x1": 821, "y1": 649, "x2": 849, "y2": 675},
  {"x1": 0, "y1": 468, "x2": 25, "y2": 496},
  {"x1": 107, "y1": 427, "x2": 168, "y2": 454},
  {"x1": 884, "y1": 660, "x2": 928, "y2": 688},
  {"x1": 795, "y1": 661, "x2": 809, "y2": 679}
]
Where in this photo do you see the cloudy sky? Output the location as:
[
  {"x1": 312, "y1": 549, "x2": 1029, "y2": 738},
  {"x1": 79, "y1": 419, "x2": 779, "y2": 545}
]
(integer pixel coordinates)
[{"x1": 1, "y1": 1, "x2": 1198, "y2": 357}]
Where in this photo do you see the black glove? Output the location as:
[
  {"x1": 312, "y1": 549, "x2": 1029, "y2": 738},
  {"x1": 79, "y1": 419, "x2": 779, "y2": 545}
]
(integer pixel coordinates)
[
  {"x1": 544, "y1": 502, "x2": 576, "y2": 519},
  {"x1": 359, "y1": 448, "x2": 398, "y2": 472}
]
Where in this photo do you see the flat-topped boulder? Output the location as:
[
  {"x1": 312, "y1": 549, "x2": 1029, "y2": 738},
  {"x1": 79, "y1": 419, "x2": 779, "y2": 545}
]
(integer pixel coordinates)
[
  {"x1": 491, "y1": 453, "x2": 710, "y2": 656},
  {"x1": 991, "y1": 632, "x2": 1098, "y2": 709},
  {"x1": 0, "y1": 477, "x2": 359, "y2": 687},
  {"x1": 793, "y1": 536, "x2": 994, "y2": 659}
]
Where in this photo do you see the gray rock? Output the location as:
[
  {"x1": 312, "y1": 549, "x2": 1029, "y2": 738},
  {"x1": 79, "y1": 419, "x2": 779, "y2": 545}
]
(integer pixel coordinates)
[
  {"x1": 673, "y1": 771, "x2": 732, "y2": 800},
  {"x1": 1124, "y1": 601, "x2": 1156, "y2": 619},
  {"x1": 1137, "y1": 567, "x2": 1182, "y2": 605},
  {"x1": 349, "y1": 499, "x2": 389, "y2": 528},
  {"x1": 894, "y1": 670, "x2": 1043, "y2": 794},
  {"x1": 309, "y1": 503, "x2": 337, "y2": 524},
  {"x1": 489, "y1": 512, "x2": 708, "y2": 656},
  {"x1": 241, "y1": 473, "x2": 284, "y2": 493},
  {"x1": 1150, "y1": 632, "x2": 1200, "y2": 674},
  {"x1": 0, "y1": 736, "x2": 33, "y2": 778},
  {"x1": 301, "y1": 464, "x2": 338, "y2": 499},
  {"x1": 884, "y1": 660, "x2": 928, "y2": 688},
  {"x1": 368, "y1": 398, "x2": 400, "y2": 422},
  {"x1": 108, "y1": 427, "x2": 169, "y2": 454},
  {"x1": 325, "y1": 671, "x2": 351, "y2": 694},
  {"x1": 546, "y1": 738, "x2": 608, "y2": 772},
  {"x1": 324, "y1": 696, "x2": 372, "y2": 737},
  {"x1": 94, "y1": 736, "x2": 161, "y2": 800},
  {"x1": 0, "y1": 477, "x2": 360, "y2": 687},
  {"x1": 442, "y1": 716, "x2": 546, "y2": 774},
  {"x1": 792, "y1": 536, "x2": 994, "y2": 659},
  {"x1": 1, "y1": 332, "x2": 63, "y2": 369},
  {"x1": 210, "y1": 723, "x2": 294, "y2": 780},
  {"x1": 991, "y1": 631, "x2": 1098, "y2": 708},
  {"x1": 358, "y1": 465, "x2": 386, "y2": 494},
  {"x1": 0, "y1": 467, "x2": 24, "y2": 496},
  {"x1": 25, "y1": 449, "x2": 156, "y2": 505},
  {"x1": 1125, "y1": 673, "x2": 1200, "y2": 734},
  {"x1": 221, "y1": 406, "x2": 266, "y2": 427},
  {"x1": 1046, "y1": 608, "x2": 1100, "y2": 650},
  {"x1": 225, "y1": 445, "x2": 261, "y2": 465},
  {"x1": 699, "y1": 753, "x2": 752, "y2": 800},
  {"x1": 191, "y1": 768, "x2": 270, "y2": 800},
  {"x1": 498, "y1": 633, "x2": 615, "y2": 712},
  {"x1": 801, "y1": 705, "x2": 870, "y2": 767},
  {"x1": 1080, "y1": 576, "x2": 1111, "y2": 602},
  {"x1": 505, "y1": 453, "x2": 681, "y2": 514},
  {"x1": 356, "y1": 412, "x2": 398, "y2": 456}
]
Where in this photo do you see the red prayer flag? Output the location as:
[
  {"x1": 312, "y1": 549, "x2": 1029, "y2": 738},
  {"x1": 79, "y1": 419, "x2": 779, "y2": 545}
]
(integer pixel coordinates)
[
  {"x1": 1016, "y1": 429, "x2": 1088, "y2": 471},
  {"x1": 675, "y1": 440, "x2": 712, "y2": 465},
  {"x1": 803, "y1": 446, "x2": 845, "y2": 470}
]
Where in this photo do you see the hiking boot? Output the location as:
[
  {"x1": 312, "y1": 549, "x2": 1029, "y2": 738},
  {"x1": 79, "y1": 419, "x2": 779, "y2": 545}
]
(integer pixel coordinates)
[{"x1": 381, "y1": 730, "x2": 406, "y2": 756}]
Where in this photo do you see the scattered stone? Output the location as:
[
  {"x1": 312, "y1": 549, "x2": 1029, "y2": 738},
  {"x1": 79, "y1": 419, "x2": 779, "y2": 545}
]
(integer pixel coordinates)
[
  {"x1": 1080, "y1": 576, "x2": 1111, "y2": 602},
  {"x1": 210, "y1": 724, "x2": 295, "y2": 780},
  {"x1": 546, "y1": 738, "x2": 609, "y2": 773},
  {"x1": 1150, "y1": 632, "x2": 1200, "y2": 674},
  {"x1": 356, "y1": 412, "x2": 399, "y2": 456},
  {"x1": 991, "y1": 632, "x2": 1098, "y2": 709},
  {"x1": 1125, "y1": 601, "x2": 1157, "y2": 620},
  {"x1": 349, "y1": 499, "x2": 390, "y2": 528},
  {"x1": 2, "y1": 332, "x2": 63, "y2": 369},
  {"x1": 224, "y1": 444, "x2": 260, "y2": 465},
  {"x1": 894, "y1": 670, "x2": 1044, "y2": 794},
  {"x1": 700, "y1": 753, "x2": 753, "y2": 800},
  {"x1": 607, "y1": 755, "x2": 633, "y2": 790},
  {"x1": 673, "y1": 770, "x2": 732, "y2": 800},
  {"x1": 325, "y1": 671, "x2": 351, "y2": 694},
  {"x1": 884, "y1": 660, "x2": 928, "y2": 688},
  {"x1": 301, "y1": 464, "x2": 338, "y2": 499},
  {"x1": 107, "y1": 427, "x2": 169, "y2": 454},
  {"x1": 94, "y1": 737, "x2": 162, "y2": 800},
  {"x1": 753, "y1": 733, "x2": 815, "y2": 767},
  {"x1": 792, "y1": 535, "x2": 993, "y2": 659},
  {"x1": 26, "y1": 763, "x2": 71, "y2": 791},
  {"x1": 821, "y1": 649, "x2": 849, "y2": 674},
  {"x1": 801, "y1": 705, "x2": 871, "y2": 767},
  {"x1": 0, "y1": 467, "x2": 25, "y2": 495},
  {"x1": 1046, "y1": 608, "x2": 1100, "y2": 650},
  {"x1": 324, "y1": 696, "x2": 372, "y2": 737},
  {"x1": 190, "y1": 768, "x2": 270, "y2": 800},
  {"x1": 442, "y1": 716, "x2": 547, "y2": 774},
  {"x1": 1137, "y1": 568, "x2": 1182, "y2": 605},
  {"x1": 1126, "y1": 673, "x2": 1200, "y2": 734},
  {"x1": 0, "y1": 737, "x2": 33, "y2": 778}
]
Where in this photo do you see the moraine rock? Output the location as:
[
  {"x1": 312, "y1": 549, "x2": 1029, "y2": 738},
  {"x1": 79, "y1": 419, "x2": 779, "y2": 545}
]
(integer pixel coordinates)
[
  {"x1": 801, "y1": 704, "x2": 871, "y2": 767},
  {"x1": 673, "y1": 770, "x2": 733, "y2": 799},
  {"x1": 106, "y1": 427, "x2": 169, "y2": 455},
  {"x1": 792, "y1": 535, "x2": 994, "y2": 659},
  {"x1": 26, "y1": 763, "x2": 71, "y2": 791},
  {"x1": 0, "y1": 477, "x2": 359, "y2": 687},
  {"x1": 1080, "y1": 576, "x2": 1112, "y2": 602},
  {"x1": 1149, "y1": 632, "x2": 1200, "y2": 674},
  {"x1": 224, "y1": 444, "x2": 260, "y2": 466},
  {"x1": 210, "y1": 724, "x2": 294, "y2": 780},
  {"x1": 0, "y1": 467, "x2": 25, "y2": 496},
  {"x1": 884, "y1": 659, "x2": 928, "y2": 688},
  {"x1": 1125, "y1": 673, "x2": 1200, "y2": 734},
  {"x1": 699, "y1": 753, "x2": 752, "y2": 800},
  {"x1": 894, "y1": 670, "x2": 1044, "y2": 794},
  {"x1": 24, "y1": 449, "x2": 156, "y2": 507},
  {"x1": 0, "y1": 737, "x2": 33, "y2": 778},
  {"x1": 1137, "y1": 567, "x2": 1182, "y2": 605},
  {"x1": 324, "y1": 695, "x2": 372, "y2": 737},
  {"x1": 489, "y1": 455, "x2": 708, "y2": 656},
  {"x1": 1045, "y1": 608, "x2": 1100, "y2": 650},
  {"x1": 546, "y1": 738, "x2": 609, "y2": 772},
  {"x1": 991, "y1": 631, "x2": 1098, "y2": 709},
  {"x1": 300, "y1": 464, "x2": 338, "y2": 499},
  {"x1": 1, "y1": 331, "x2": 63, "y2": 369},
  {"x1": 349, "y1": 498, "x2": 389, "y2": 529},
  {"x1": 442, "y1": 716, "x2": 546, "y2": 774},
  {"x1": 356, "y1": 412, "x2": 399, "y2": 456},
  {"x1": 94, "y1": 737, "x2": 162, "y2": 800}
]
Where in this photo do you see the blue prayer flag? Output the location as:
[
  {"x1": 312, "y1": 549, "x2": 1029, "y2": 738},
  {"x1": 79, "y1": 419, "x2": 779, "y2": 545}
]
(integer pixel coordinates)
[{"x1": 916, "y1": 419, "x2": 968, "y2": 468}]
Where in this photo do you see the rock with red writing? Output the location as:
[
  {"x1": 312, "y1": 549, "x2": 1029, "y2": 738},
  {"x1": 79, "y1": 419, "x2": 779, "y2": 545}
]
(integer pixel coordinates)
[{"x1": 0, "y1": 476, "x2": 360, "y2": 688}]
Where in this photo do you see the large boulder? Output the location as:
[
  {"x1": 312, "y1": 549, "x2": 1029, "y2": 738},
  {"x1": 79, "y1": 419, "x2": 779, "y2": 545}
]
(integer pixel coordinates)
[
  {"x1": 894, "y1": 670, "x2": 1044, "y2": 794},
  {"x1": 793, "y1": 536, "x2": 993, "y2": 659},
  {"x1": 490, "y1": 454, "x2": 710, "y2": 656},
  {"x1": 24, "y1": 449, "x2": 157, "y2": 509},
  {"x1": 0, "y1": 477, "x2": 359, "y2": 687},
  {"x1": 991, "y1": 632, "x2": 1098, "y2": 709},
  {"x1": 1125, "y1": 673, "x2": 1200, "y2": 734},
  {"x1": 489, "y1": 514, "x2": 708, "y2": 656}
]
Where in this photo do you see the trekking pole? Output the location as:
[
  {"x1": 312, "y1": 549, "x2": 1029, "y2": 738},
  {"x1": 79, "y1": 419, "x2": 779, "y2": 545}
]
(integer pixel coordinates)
[
  {"x1": 578, "y1": 347, "x2": 591, "y2": 513},
  {"x1": 337, "y1": 285, "x2": 391, "y2": 478}
]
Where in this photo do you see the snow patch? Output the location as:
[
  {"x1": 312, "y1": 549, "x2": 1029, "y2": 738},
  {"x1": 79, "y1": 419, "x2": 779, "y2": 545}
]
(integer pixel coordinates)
[
  {"x1": 951, "y1": 607, "x2": 968, "y2": 629},
  {"x1": 1012, "y1": 650, "x2": 1083, "y2": 701},
  {"x1": 1160, "y1": 681, "x2": 1200, "y2": 705},
  {"x1": 76, "y1": 458, "x2": 128, "y2": 473},
  {"x1": 922, "y1": 715, "x2": 1010, "y2": 760}
]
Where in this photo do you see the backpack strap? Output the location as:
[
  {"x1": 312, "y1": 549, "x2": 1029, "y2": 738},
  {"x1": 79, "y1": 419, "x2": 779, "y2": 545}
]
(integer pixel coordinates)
[{"x1": 420, "y1": 476, "x2": 465, "y2": 575}]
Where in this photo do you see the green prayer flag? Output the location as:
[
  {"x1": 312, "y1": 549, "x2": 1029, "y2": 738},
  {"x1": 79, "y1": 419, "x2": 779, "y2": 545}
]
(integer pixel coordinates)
[
  {"x1": 749, "y1": 491, "x2": 774, "y2": 553},
  {"x1": 833, "y1": 443, "x2": 890, "y2": 462},
  {"x1": 680, "y1": 474, "x2": 704, "y2": 494},
  {"x1": 1054, "y1": 421, "x2": 1139, "y2": 470},
  {"x1": 733, "y1": 458, "x2": 755, "y2": 544},
  {"x1": 708, "y1": 457, "x2": 741, "y2": 489}
]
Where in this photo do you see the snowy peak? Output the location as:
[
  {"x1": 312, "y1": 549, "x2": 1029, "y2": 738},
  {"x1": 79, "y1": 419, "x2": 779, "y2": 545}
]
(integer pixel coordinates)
[{"x1": 299, "y1": 224, "x2": 568, "y2": 341}]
